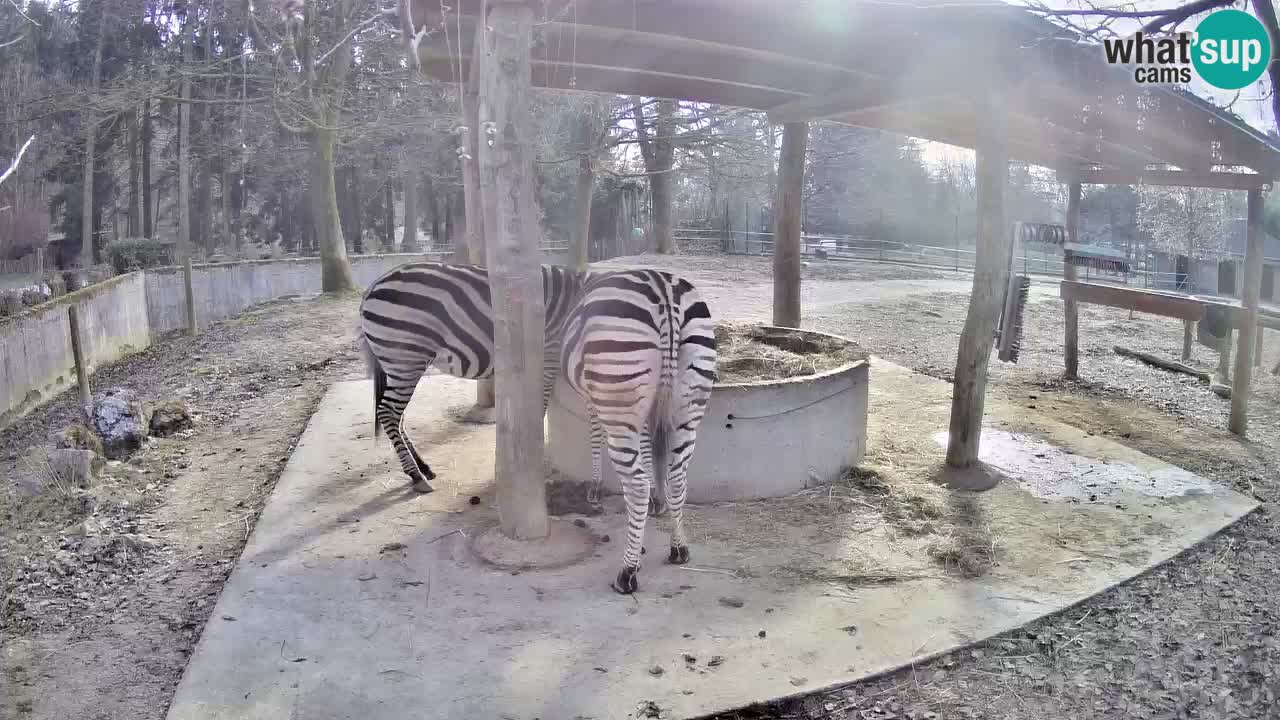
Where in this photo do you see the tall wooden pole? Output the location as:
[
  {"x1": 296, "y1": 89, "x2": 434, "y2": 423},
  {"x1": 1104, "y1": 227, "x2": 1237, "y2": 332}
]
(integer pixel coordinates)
[
  {"x1": 946, "y1": 119, "x2": 1008, "y2": 470},
  {"x1": 1229, "y1": 188, "x2": 1264, "y2": 436},
  {"x1": 462, "y1": 14, "x2": 496, "y2": 412},
  {"x1": 1063, "y1": 182, "x2": 1082, "y2": 379},
  {"x1": 772, "y1": 122, "x2": 807, "y2": 328},
  {"x1": 478, "y1": 1, "x2": 548, "y2": 540}
]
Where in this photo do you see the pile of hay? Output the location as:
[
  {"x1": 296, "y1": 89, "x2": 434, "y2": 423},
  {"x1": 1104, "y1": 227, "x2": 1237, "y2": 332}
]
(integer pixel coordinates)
[{"x1": 714, "y1": 322, "x2": 867, "y2": 384}]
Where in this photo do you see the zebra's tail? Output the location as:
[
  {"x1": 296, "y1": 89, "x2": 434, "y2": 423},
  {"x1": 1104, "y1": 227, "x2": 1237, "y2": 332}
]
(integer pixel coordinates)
[{"x1": 359, "y1": 333, "x2": 385, "y2": 441}]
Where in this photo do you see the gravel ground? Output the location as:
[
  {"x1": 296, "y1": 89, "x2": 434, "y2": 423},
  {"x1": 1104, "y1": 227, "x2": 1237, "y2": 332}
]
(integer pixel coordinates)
[
  {"x1": 605, "y1": 254, "x2": 1280, "y2": 720},
  {"x1": 3, "y1": 253, "x2": 1277, "y2": 719}
]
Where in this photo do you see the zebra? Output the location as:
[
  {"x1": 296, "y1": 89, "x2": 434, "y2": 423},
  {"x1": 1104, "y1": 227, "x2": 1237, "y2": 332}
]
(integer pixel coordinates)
[
  {"x1": 560, "y1": 269, "x2": 717, "y2": 594},
  {"x1": 358, "y1": 261, "x2": 592, "y2": 493}
]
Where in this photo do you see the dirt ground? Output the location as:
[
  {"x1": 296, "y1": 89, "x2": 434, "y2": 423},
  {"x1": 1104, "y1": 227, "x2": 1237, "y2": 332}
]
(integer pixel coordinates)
[
  {"x1": 2, "y1": 294, "x2": 365, "y2": 720},
  {"x1": 607, "y1": 254, "x2": 1280, "y2": 720},
  {"x1": 2, "y1": 254, "x2": 1277, "y2": 719}
]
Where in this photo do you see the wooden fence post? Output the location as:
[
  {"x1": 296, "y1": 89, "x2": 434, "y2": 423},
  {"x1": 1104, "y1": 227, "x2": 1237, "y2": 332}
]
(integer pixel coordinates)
[
  {"x1": 68, "y1": 305, "x2": 92, "y2": 419},
  {"x1": 1182, "y1": 320, "x2": 1194, "y2": 361},
  {"x1": 183, "y1": 256, "x2": 197, "y2": 336}
]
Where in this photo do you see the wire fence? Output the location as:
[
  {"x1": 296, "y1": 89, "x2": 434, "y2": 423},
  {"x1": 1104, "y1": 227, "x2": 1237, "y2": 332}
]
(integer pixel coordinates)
[{"x1": 676, "y1": 228, "x2": 1198, "y2": 292}]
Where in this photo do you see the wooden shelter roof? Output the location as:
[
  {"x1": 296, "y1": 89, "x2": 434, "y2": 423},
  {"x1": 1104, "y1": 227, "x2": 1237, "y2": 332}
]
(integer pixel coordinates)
[{"x1": 409, "y1": 0, "x2": 1280, "y2": 188}]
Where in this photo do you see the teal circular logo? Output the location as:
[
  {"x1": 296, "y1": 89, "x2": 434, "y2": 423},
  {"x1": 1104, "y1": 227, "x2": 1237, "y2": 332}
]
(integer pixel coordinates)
[{"x1": 1192, "y1": 10, "x2": 1272, "y2": 90}]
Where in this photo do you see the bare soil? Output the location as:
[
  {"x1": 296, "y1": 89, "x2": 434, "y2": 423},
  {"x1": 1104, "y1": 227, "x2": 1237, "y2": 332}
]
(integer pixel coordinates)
[
  {"x1": 3, "y1": 253, "x2": 1278, "y2": 720},
  {"x1": 622, "y1": 254, "x2": 1279, "y2": 720},
  {"x1": 2, "y1": 294, "x2": 365, "y2": 720}
]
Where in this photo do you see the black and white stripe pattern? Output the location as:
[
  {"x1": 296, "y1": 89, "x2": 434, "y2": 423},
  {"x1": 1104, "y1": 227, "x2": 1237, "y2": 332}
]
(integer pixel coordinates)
[
  {"x1": 560, "y1": 269, "x2": 717, "y2": 594},
  {"x1": 358, "y1": 262, "x2": 589, "y2": 492}
]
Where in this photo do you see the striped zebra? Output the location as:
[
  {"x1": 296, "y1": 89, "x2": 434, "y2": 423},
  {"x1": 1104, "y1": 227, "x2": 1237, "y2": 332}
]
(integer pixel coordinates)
[
  {"x1": 560, "y1": 269, "x2": 717, "y2": 594},
  {"x1": 358, "y1": 261, "x2": 591, "y2": 493}
]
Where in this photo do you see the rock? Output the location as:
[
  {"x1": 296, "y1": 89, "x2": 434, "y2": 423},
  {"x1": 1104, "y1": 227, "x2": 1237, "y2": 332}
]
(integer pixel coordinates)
[
  {"x1": 47, "y1": 448, "x2": 105, "y2": 489},
  {"x1": 147, "y1": 398, "x2": 193, "y2": 437},
  {"x1": 91, "y1": 392, "x2": 145, "y2": 459},
  {"x1": 56, "y1": 423, "x2": 105, "y2": 456}
]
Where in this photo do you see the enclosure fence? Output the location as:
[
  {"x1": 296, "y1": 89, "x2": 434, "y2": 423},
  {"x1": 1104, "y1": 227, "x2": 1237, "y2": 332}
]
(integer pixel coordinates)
[{"x1": 680, "y1": 227, "x2": 1206, "y2": 292}]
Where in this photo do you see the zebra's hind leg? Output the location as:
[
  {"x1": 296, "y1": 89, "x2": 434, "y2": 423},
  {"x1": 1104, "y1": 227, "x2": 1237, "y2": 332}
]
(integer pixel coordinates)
[
  {"x1": 607, "y1": 427, "x2": 652, "y2": 594},
  {"x1": 585, "y1": 408, "x2": 605, "y2": 509},
  {"x1": 376, "y1": 362, "x2": 436, "y2": 492}
]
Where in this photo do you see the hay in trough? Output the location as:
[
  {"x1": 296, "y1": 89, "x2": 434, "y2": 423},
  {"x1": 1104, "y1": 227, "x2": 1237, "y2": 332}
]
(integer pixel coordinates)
[{"x1": 714, "y1": 322, "x2": 867, "y2": 384}]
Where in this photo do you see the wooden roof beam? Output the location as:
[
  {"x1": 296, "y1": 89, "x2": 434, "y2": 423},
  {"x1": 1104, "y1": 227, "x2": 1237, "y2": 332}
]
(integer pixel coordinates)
[{"x1": 1058, "y1": 167, "x2": 1272, "y2": 190}]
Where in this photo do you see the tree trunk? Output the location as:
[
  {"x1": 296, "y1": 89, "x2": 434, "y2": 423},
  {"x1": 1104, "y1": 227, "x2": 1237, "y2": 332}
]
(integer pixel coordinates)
[
  {"x1": 80, "y1": 9, "x2": 107, "y2": 268},
  {"x1": 772, "y1": 122, "x2": 807, "y2": 328},
  {"x1": 383, "y1": 179, "x2": 394, "y2": 250},
  {"x1": 572, "y1": 157, "x2": 594, "y2": 269},
  {"x1": 141, "y1": 98, "x2": 153, "y2": 238},
  {"x1": 127, "y1": 107, "x2": 140, "y2": 238},
  {"x1": 310, "y1": 128, "x2": 355, "y2": 293},
  {"x1": 402, "y1": 161, "x2": 418, "y2": 252},
  {"x1": 946, "y1": 127, "x2": 1009, "y2": 473},
  {"x1": 1229, "y1": 188, "x2": 1264, "y2": 436},
  {"x1": 479, "y1": 1, "x2": 547, "y2": 540},
  {"x1": 1064, "y1": 183, "x2": 1082, "y2": 378},
  {"x1": 465, "y1": 12, "x2": 494, "y2": 410},
  {"x1": 178, "y1": 19, "x2": 193, "y2": 257}
]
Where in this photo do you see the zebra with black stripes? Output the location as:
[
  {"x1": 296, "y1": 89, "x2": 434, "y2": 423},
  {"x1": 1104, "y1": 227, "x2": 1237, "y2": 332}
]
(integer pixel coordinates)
[
  {"x1": 560, "y1": 269, "x2": 717, "y2": 594},
  {"x1": 358, "y1": 261, "x2": 591, "y2": 493}
]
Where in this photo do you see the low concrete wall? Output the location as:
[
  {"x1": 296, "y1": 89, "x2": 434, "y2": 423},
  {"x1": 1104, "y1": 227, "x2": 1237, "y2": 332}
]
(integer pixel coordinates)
[
  {"x1": 547, "y1": 328, "x2": 871, "y2": 504},
  {"x1": 0, "y1": 272, "x2": 151, "y2": 425},
  {"x1": 2, "y1": 251, "x2": 578, "y2": 427}
]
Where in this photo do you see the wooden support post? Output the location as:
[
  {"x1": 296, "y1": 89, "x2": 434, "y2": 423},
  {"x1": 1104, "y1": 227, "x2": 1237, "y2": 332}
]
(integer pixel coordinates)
[
  {"x1": 478, "y1": 1, "x2": 548, "y2": 540},
  {"x1": 1254, "y1": 323, "x2": 1264, "y2": 368},
  {"x1": 1182, "y1": 320, "x2": 1194, "y2": 361},
  {"x1": 68, "y1": 306, "x2": 92, "y2": 419},
  {"x1": 1218, "y1": 328, "x2": 1233, "y2": 382},
  {"x1": 772, "y1": 122, "x2": 807, "y2": 328},
  {"x1": 1229, "y1": 188, "x2": 1264, "y2": 436},
  {"x1": 945, "y1": 119, "x2": 1009, "y2": 473},
  {"x1": 183, "y1": 256, "x2": 197, "y2": 336},
  {"x1": 1063, "y1": 182, "x2": 1081, "y2": 379},
  {"x1": 461, "y1": 15, "x2": 495, "y2": 413}
]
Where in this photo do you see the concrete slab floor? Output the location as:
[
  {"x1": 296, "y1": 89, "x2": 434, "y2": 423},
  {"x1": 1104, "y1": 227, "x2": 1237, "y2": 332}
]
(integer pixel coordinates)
[{"x1": 165, "y1": 363, "x2": 1257, "y2": 720}]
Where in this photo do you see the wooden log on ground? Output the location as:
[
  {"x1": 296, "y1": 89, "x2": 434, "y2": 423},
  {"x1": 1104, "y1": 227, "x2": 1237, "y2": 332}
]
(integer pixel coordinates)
[
  {"x1": 1113, "y1": 346, "x2": 1210, "y2": 383},
  {"x1": 479, "y1": 1, "x2": 549, "y2": 540},
  {"x1": 1063, "y1": 182, "x2": 1081, "y2": 379}
]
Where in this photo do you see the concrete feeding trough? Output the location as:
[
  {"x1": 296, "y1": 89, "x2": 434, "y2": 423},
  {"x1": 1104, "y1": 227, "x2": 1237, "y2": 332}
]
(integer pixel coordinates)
[{"x1": 547, "y1": 324, "x2": 870, "y2": 503}]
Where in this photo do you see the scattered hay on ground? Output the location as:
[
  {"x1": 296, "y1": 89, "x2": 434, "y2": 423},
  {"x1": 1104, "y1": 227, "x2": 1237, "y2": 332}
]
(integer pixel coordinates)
[{"x1": 714, "y1": 322, "x2": 868, "y2": 384}]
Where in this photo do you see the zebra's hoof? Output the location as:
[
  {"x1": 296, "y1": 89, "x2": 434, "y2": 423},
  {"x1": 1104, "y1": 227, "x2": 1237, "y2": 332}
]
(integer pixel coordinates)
[
  {"x1": 612, "y1": 567, "x2": 639, "y2": 594},
  {"x1": 667, "y1": 545, "x2": 690, "y2": 565},
  {"x1": 411, "y1": 479, "x2": 434, "y2": 493}
]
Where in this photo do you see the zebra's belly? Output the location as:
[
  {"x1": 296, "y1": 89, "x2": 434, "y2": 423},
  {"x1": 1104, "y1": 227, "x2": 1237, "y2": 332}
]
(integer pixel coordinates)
[{"x1": 432, "y1": 351, "x2": 491, "y2": 380}]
